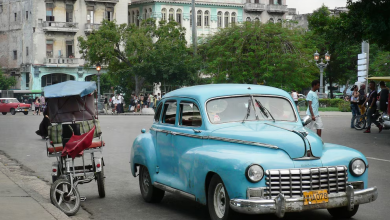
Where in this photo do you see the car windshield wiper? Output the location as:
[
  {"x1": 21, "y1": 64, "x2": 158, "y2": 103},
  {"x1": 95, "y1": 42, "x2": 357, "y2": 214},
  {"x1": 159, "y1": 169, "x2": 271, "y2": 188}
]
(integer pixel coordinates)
[
  {"x1": 242, "y1": 99, "x2": 252, "y2": 123},
  {"x1": 254, "y1": 99, "x2": 275, "y2": 122}
]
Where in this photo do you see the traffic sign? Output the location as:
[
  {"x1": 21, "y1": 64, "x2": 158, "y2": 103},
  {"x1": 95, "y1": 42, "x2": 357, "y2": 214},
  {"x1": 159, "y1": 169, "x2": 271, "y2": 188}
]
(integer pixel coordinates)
[
  {"x1": 358, "y1": 65, "x2": 367, "y2": 71},
  {"x1": 358, "y1": 71, "x2": 367, "y2": 77},
  {"x1": 358, "y1": 59, "x2": 367, "y2": 65},
  {"x1": 358, "y1": 53, "x2": 367, "y2": 59},
  {"x1": 358, "y1": 77, "x2": 366, "y2": 82}
]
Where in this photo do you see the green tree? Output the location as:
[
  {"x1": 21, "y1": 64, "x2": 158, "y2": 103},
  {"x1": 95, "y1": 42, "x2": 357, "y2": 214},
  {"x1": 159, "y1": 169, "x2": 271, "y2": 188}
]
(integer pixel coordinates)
[
  {"x1": 370, "y1": 50, "x2": 390, "y2": 76},
  {"x1": 341, "y1": 0, "x2": 390, "y2": 51},
  {"x1": 199, "y1": 21, "x2": 318, "y2": 91},
  {"x1": 0, "y1": 68, "x2": 17, "y2": 90}
]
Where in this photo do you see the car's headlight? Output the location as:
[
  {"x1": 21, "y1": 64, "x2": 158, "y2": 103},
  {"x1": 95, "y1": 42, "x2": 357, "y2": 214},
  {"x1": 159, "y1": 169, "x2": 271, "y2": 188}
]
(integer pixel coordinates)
[
  {"x1": 349, "y1": 158, "x2": 366, "y2": 176},
  {"x1": 246, "y1": 164, "x2": 264, "y2": 183}
]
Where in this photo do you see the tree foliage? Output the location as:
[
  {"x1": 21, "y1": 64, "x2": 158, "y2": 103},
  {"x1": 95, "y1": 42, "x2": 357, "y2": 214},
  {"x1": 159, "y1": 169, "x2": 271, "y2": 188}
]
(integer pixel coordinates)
[
  {"x1": 0, "y1": 68, "x2": 16, "y2": 90},
  {"x1": 199, "y1": 22, "x2": 317, "y2": 91},
  {"x1": 78, "y1": 19, "x2": 197, "y2": 95}
]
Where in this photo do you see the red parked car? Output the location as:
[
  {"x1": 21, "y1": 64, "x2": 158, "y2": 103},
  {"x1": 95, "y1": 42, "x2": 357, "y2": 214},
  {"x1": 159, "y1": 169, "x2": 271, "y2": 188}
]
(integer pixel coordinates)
[{"x1": 0, "y1": 98, "x2": 31, "y2": 115}]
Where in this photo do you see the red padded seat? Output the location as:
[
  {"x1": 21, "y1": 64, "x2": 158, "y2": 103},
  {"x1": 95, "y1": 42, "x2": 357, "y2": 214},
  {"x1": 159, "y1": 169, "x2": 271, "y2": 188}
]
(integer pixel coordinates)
[{"x1": 48, "y1": 141, "x2": 105, "y2": 154}]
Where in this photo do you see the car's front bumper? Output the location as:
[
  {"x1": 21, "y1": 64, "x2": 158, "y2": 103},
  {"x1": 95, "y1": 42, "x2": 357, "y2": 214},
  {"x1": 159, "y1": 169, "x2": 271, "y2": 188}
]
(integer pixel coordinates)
[
  {"x1": 15, "y1": 108, "x2": 29, "y2": 112},
  {"x1": 230, "y1": 186, "x2": 378, "y2": 218}
]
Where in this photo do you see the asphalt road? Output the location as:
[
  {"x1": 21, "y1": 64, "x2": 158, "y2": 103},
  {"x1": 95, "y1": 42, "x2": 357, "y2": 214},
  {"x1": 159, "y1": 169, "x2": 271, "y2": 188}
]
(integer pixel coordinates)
[{"x1": 0, "y1": 113, "x2": 388, "y2": 220}]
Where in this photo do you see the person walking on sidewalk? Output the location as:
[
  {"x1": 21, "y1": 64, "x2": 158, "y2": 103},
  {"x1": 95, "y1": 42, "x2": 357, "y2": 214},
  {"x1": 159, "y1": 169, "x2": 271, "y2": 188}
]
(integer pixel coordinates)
[
  {"x1": 350, "y1": 85, "x2": 361, "y2": 128},
  {"x1": 291, "y1": 90, "x2": 300, "y2": 112},
  {"x1": 306, "y1": 80, "x2": 323, "y2": 137},
  {"x1": 358, "y1": 84, "x2": 366, "y2": 114},
  {"x1": 364, "y1": 81, "x2": 383, "y2": 133}
]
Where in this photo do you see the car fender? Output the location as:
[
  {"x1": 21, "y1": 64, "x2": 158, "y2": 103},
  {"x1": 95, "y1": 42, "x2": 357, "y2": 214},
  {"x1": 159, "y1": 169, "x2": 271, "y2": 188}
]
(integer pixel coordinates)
[
  {"x1": 182, "y1": 142, "x2": 294, "y2": 205},
  {"x1": 130, "y1": 133, "x2": 157, "y2": 182},
  {"x1": 321, "y1": 143, "x2": 369, "y2": 187}
]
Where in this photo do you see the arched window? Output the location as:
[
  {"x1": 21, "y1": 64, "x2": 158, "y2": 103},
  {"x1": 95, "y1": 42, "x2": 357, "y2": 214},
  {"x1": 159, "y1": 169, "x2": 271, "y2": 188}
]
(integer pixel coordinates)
[
  {"x1": 190, "y1": 10, "x2": 192, "y2": 26},
  {"x1": 149, "y1": 8, "x2": 152, "y2": 18},
  {"x1": 176, "y1": 9, "x2": 182, "y2": 26},
  {"x1": 246, "y1": 17, "x2": 251, "y2": 21},
  {"x1": 224, "y1": 12, "x2": 229, "y2": 28},
  {"x1": 217, "y1": 11, "x2": 222, "y2": 28},
  {"x1": 169, "y1": 8, "x2": 174, "y2": 21},
  {"x1": 161, "y1": 8, "x2": 167, "y2": 21},
  {"x1": 144, "y1": 9, "x2": 147, "y2": 20},
  {"x1": 136, "y1": 10, "x2": 140, "y2": 26},
  {"x1": 129, "y1": 11, "x2": 133, "y2": 24},
  {"x1": 204, "y1": 10, "x2": 210, "y2": 27},
  {"x1": 255, "y1": 17, "x2": 260, "y2": 22},
  {"x1": 41, "y1": 74, "x2": 75, "y2": 87},
  {"x1": 231, "y1": 12, "x2": 236, "y2": 24},
  {"x1": 277, "y1": 19, "x2": 282, "y2": 23},
  {"x1": 269, "y1": 18, "x2": 274, "y2": 23},
  {"x1": 197, "y1": 10, "x2": 202, "y2": 27}
]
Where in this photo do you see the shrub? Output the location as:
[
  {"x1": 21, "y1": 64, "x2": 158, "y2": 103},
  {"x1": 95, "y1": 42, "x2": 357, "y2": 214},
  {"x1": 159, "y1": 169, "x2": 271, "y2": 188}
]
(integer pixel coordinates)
[{"x1": 338, "y1": 101, "x2": 352, "y2": 112}]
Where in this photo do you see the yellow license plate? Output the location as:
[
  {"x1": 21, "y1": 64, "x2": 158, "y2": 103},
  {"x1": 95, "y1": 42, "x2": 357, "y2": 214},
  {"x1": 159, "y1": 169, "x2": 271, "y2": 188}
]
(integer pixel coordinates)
[
  {"x1": 303, "y1": 189, "x2": 329, "y2": 205},
  {"x1": 24, "y1": 109, "x2": 27, "y2": 111}
]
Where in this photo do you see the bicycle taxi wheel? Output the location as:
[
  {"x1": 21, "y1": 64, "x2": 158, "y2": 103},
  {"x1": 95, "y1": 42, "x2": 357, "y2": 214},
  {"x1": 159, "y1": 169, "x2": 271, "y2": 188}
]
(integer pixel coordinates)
[
  {"x1": 96, "y1": 160, "x2": 106, "y2": 198},
  {"x1": 354, "y1": 115, "x2": 366, "y2": 130},
  {"x1": 50, "y1": 179, "x2": 81, "y2": 216}
]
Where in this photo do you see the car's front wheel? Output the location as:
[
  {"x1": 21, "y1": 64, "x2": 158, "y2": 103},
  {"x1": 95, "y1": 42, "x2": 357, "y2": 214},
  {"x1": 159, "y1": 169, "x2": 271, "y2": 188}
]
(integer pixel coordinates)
[
  {"x1": 10, "y1": 108, "x2": 15, "y2": 115},
  {"x1": 327, "y1": 205, "x2": 359, "y2": 218},
  {"x1": 1, "y1": 112, "x2": 6, "y2": 115},
  {"x1": 139, "y1": 166, "x2": 165, "y2": 203},
  {"x1": 23, "y1": 111, "x2": 28, "y2": 115},
  {"x1": 208, "y1": 175, "x2": 233, "y2": 220}
]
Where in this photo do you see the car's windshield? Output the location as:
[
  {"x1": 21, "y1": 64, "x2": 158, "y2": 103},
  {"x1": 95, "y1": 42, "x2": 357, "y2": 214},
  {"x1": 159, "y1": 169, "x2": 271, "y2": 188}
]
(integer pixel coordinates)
[
  {"x1": 206, "y1": 96, "x2": 296, "y2": 124},
  {"x1": 7, "y1": 99, "x2": 19, "y2": 103}
]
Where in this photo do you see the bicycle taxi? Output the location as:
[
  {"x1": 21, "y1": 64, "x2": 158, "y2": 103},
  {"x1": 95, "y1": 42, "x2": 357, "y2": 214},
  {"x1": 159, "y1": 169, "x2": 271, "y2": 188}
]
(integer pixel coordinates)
[{"x1": 44, "y1": 81, "x2": 105, "y2": 215}]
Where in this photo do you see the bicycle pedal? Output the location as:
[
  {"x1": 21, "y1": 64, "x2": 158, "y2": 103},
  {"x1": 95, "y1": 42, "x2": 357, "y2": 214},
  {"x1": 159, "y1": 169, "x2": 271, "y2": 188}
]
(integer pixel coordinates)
[{"x1": 80, "y1": 196, "x2": 86, "y2": 202}]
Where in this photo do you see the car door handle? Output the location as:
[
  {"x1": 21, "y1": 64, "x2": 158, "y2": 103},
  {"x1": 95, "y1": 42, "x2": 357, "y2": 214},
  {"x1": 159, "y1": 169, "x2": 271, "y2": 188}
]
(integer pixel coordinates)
[
  {"x1": 193, "y1": 129, "x2": 202, "y2": 133},
  {"x1": 171, "y1": 132, "x2": 177, "y2": 136}
]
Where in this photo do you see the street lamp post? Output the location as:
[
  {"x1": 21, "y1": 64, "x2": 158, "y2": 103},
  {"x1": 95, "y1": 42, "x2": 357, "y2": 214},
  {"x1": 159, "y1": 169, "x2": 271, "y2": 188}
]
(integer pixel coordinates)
[
  {"x1": 314, "y1": 51, "x2": 330, "y2": 94},
  {"x1": 96, "y1": 63, "x2": 101, "y2": 100}
]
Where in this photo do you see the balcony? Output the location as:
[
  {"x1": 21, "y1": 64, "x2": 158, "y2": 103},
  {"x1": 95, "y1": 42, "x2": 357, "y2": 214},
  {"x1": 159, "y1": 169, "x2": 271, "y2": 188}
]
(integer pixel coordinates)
[
  {"x1": 244, "y1": 3, "x2": 266, "y2": 12},
  {"x1": 85, "y1": 23, "x2": 102, "y2": 33},
  {"x1": 44, "y1": 57, "x2": 80, "y2": 67},
  {"x1": 84, "y1": 0, "x2": 119, "y2": 3},
  {"x1": 42, "y1": 21, "x2": 79, "y2": 33},
  {"x1": 267, "y1": 5, "x2": 288, "y2": 13}
]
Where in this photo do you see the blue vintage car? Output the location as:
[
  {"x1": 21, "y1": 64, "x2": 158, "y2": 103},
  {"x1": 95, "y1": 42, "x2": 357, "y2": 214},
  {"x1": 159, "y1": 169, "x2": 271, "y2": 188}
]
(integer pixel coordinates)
[{"x1": 130, "y1": 84, "x2": 377, "y2": 220}]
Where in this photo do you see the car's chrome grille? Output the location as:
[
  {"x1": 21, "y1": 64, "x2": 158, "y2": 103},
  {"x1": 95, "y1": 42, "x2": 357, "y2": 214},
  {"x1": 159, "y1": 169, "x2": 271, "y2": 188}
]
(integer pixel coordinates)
[{"x1": 264, "y1": 166, "x2": 348, "y2": 199}]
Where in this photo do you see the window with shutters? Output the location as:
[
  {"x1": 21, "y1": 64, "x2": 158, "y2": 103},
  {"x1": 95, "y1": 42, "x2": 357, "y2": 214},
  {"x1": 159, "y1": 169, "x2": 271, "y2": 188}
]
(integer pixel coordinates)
[
  {"x1": 204, "y1": 11, "x2": 209, "y2": 27},
  {"x1": 0, "y1": 5, "x2": 3, "y2": 14},
  {"x1": 14, "y1": 13, "x2": 17, "y2": 21},
  {"x1": 26, "y1": 47, "x2": 29, "y2": 56},
  {"x1": 231, "y1": 12, "x2": 236, "y2": 24},
  {"x1": 66, "y1": 41, "x2": 74, "y2": 58},
  {"x1": 246, "y1": 17, "x2": 251, "y2": 21},
  {"x1": 13, "y1": 51, "x2": 17, "y2": 60},
  {"x1": 161, "y1": 8, "x2": 167, "y2": 21},
  {"x1": 87, "y1": 6, "x2": 94, "y2": 24},
  {"x1": 190, "y1": 10, "x2": 192, "y2": 27},
  {"x1": 46, "y1": 3, "x2": 54, "y2": 21},
  {"x1": 66, "y1": 5, "x2": 73, "y2": 22},
  {"x1": 144, "y1": 9, "x2": 147, "y2": 20},
  {"x1": 105, "y1": 7, "x2": 114, "y2": 21},
  {"x1": 136, "y1": 10, "x2": 139, "y2": 26},
  {"x1": 176, "y1": 9, "x2": 182, "y2": 26},
  {"x1": 26, "y1": 74, "x2": 30, "y2": 88},
  {"x1": 169, "y1": 8, "x2": 174, "y2": 21},
  {"x1": 224, "y1": 12, "x2": 229, "y2": 28},
  {"x1": 217, "y1": 11, "x2": 222, "y2": 28},
  {"x1": 26, "y1": 11, "x2": 28, "y2": 20},
  {"x1": 149, "y1": 8, "x2": 152, "y2": 19},
  {"x1": 197, "y1": 10, "x2": 202, "y2": 27},
  {"x1": 46, "y1": 40, "x2": 53, "y2": 58}
]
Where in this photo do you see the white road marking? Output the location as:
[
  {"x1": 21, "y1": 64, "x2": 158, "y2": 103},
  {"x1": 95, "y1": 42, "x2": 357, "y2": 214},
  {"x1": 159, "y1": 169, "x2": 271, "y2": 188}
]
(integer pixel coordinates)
[{"x1": 366, "y1": 157, "x2": 390, "y2": 162}]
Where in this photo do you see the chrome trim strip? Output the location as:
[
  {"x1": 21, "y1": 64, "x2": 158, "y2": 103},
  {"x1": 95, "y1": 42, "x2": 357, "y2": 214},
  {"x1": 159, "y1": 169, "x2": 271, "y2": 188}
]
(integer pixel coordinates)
[
  {"x1": 150, "y1": 127, "x2": 278, "y2": 149},
  {"x1": 153, "y1": 182, "x2": 196, "y2": 201}
]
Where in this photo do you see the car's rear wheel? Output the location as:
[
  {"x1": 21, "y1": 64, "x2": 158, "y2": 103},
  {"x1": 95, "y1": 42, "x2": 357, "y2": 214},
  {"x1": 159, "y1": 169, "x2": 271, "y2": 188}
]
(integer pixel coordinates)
[
  {"x1": 139, "y1": 166, "x2": 165, "y2": 203},
  {"x1": 208, "y1": 175, "x2": 233, "y2": 220},
  {"x1": 327, "y1": 205, "x2": 359, "y2": 218},
  {"x1": 1, "y1": 112, "x2": 6, "y2": 115},
  {"x1": 23, "y1": 111, "x2": 28, "y2": 115},
  {"x1": 10, "y1": 108, "x2": 15, "y2": 115}
]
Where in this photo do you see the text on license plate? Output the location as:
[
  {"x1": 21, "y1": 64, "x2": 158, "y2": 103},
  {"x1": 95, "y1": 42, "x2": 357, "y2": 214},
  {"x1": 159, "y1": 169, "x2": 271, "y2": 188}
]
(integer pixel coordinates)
[
  {"x1": 303, "y1": 189, "x2": 329, "y2": 205},
  {"x1": 23, "y1": 109, "x2": 27, "y2": 111}
]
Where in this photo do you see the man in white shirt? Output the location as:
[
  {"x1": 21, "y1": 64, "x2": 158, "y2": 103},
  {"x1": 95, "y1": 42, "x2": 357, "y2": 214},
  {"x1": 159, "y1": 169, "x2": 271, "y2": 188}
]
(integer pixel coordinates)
[{"x1": 306, "y1": 80, "x2": 323, "y2": 137}]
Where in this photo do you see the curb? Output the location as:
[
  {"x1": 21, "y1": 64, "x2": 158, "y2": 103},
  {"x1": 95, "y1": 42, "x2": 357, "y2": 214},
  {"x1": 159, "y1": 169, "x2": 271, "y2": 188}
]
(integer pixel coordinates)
[{"x1": 0, "y1": 151, "x2": 89, "y2": 220}]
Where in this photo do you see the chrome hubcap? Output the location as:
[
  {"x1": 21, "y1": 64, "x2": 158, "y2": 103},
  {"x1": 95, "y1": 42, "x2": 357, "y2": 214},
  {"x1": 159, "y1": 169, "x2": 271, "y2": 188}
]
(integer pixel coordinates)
[
  {"x1": 142, "y1": 170, "x2": 150, "y2": 194},
  {"x1": 213, "y1": 183, "x2": 226, "y2": 218},
  {"x1": 54, "y1": 182, "x2": 79, "y2": 213}
]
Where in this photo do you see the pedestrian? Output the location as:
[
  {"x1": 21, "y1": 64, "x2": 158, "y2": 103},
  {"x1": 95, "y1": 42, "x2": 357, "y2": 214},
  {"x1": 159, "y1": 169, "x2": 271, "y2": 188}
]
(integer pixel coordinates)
[
  {"x1": 111, "y1": 95, "x2": 116, "y2": 114},
  {"x1": 379, "y1": 81, "x2": 389, "y2": 113},
  {"x1": 157, "y1": 93, "x2": 161, "y2": 101},
  {"x1": 291, "y1": 89, "x2": 299, "y2": 112},
  {"x1": 115, "y1": 93, "x2": 121, "y2": 114},
  {"x1": 358, "y1": 84, "x2": 366, "y2": 114},
  {"x1": 134, "y1": 96, "x2": 139, "y2": 113},
  {"x1": 104, "y1": 96, "x2": 108, "y2": 114},
  {"x1": 128, "y1": 94, "x2": 134, "y2": 112},
  {"x1": 350, "y1": 85, "x2": 361, "y2": 128},
  {"x1": 32, "y1": 97, "x2": 37, "y2": 115},
  {"x1": 39, "y1": 93, "x2": 45, "y2": 115},
  {"x1": 35, "y1": 98, "x2": 40, "y2": 115},
  {"x1": 149, "y1": 93, "x2": 155, "y2": 108},
  {"x1": 363, "y1": 81, "x2": 382, "y2": 133},
  {"x1": 306, "y1": 80, "x2": 323, "y2": 137},
  {"x1": 118, "y1": 93, "x2": 124, "y2": 113},
  {"x1": 153, "y1": 95, "x2": 157, "y2": 110}
]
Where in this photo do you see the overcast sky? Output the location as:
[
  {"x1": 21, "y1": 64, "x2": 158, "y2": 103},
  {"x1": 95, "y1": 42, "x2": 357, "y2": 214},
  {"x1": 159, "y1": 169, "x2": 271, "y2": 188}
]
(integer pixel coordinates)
[{"x1": 288, "y1": 0, "x2": 350, "y2": 14}]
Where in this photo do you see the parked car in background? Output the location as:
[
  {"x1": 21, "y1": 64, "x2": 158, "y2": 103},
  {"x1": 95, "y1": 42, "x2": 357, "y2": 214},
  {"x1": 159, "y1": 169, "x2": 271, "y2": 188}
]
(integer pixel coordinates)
[
  {"x1": 318, "y1": 92, "x2": 328, "y2": 99},
  {"x1": 130, "y1": 84, "x2": 377, "y2": 220},
  {"x1": 0, "y1": 98, "x2": 31, "y2": 115}
]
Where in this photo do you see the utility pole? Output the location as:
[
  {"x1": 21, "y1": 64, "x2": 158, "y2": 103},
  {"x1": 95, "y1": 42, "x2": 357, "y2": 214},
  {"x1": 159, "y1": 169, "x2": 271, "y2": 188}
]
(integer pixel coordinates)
[
  {"x1": 362, "y1": 41, "x2": 369, "y2": 93},
  {"x1": 192, "y1": 0, "x2": 197, "y2": 55}
]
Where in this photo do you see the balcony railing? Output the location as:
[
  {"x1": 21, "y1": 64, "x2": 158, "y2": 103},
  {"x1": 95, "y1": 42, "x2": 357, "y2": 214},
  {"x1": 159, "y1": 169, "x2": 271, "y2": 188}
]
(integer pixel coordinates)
[
  {"x1": 244, "y1": 3, "x2": 266, "y2": 12},
  {"x1": 267, "y1": 5, "x2": 288, "y2": 13},
  {"x1": 42, "y1": 21, "x2": 79, "y2": 33},
  {"x1": 44, "y1": 57, "x2": 80, "y2": 66},
  {"x1": 85, "y1": 23, "x2": 102, "y2": 33}
]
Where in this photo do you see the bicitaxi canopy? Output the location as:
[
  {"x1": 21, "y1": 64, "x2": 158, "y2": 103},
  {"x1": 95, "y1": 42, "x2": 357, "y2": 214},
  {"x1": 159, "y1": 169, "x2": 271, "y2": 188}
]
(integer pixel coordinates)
[{"x1": 43, "y1": 81, "x2": 97, "y2": 98}]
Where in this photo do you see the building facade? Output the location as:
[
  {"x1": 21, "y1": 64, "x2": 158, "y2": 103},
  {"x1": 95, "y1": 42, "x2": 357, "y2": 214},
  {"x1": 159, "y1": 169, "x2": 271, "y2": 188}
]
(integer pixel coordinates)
[{"x1": 0, "y1": 0, "x2": 129, "y2": 91}]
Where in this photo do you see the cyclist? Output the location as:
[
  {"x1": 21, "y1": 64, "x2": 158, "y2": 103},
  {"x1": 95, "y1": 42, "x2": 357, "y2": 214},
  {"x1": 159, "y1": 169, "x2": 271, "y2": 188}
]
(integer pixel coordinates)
[{"x1": 363, "y1": 81, "x2": 383, "y2": 133}]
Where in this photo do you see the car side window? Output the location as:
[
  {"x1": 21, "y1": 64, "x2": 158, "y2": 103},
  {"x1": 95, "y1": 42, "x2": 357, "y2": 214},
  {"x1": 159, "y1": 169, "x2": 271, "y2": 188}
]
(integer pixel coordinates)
[
  {"x1": 179, "y1": 102, "x2": 202, "y2": 127},
  {"x1": 154, "y1": 103, "x2": 163, "y2": 122},
  {"x1": 162, "y1": 101, "x2": 177, "y2": 125}
]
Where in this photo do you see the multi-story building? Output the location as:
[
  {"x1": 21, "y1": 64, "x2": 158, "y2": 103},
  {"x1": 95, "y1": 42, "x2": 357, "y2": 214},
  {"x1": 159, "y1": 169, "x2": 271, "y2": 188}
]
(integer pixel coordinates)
[
  {"x1": 0, "y1": 0, "x2": 128, "y2": 91},
  {"x1": 128, "y1": 0, "x2": 293, "y2": 44}
]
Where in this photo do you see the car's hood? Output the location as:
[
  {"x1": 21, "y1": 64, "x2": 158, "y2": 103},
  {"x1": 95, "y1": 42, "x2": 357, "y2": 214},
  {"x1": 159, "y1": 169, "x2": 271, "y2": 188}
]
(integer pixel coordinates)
[
  {"x1": 19, "y1": 103, "x2": 30, "y2": 107},
  {"x1": 209, "y1": 122, "x2": 323, "y2": 159}
]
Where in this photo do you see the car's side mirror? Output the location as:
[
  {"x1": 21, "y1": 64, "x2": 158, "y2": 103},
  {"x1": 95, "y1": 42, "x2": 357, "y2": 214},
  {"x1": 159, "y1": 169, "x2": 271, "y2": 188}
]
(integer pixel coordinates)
[{"x1": 301, "y1": 115, "x2": 312, "y2": 126}]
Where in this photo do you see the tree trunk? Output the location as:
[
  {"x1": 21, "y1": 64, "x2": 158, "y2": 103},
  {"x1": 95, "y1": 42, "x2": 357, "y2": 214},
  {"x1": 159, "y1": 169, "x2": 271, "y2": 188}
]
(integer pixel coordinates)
[
  {"x1": 329, "y1": 76, "x2": 333, "y2": 99},
  {"x1": 343, "y1": 79, "x2": 350, "y2": 95},
  {"x1": 134, "y1": 75, "x2": 139, "y2": 96}
]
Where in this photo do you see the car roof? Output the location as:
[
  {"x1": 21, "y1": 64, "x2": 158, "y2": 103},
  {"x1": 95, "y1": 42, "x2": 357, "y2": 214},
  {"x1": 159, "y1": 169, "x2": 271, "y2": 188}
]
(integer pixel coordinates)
[
  {"x1": 0, "y1": 98, "x2": 17, "y2": 99},
  {"x1": 163, "y1": 84, "x2": 292, "y2": 104}
]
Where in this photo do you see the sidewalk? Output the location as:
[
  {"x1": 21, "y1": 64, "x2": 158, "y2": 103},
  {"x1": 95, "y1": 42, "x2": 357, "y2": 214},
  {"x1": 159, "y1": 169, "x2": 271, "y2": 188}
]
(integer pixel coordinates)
[
  {"x1": 0, "y1": 152, "x2": 86, "y2": 220},
  {"x1": 299, "y1": 111, "x2": 350, "y2": 117}
]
